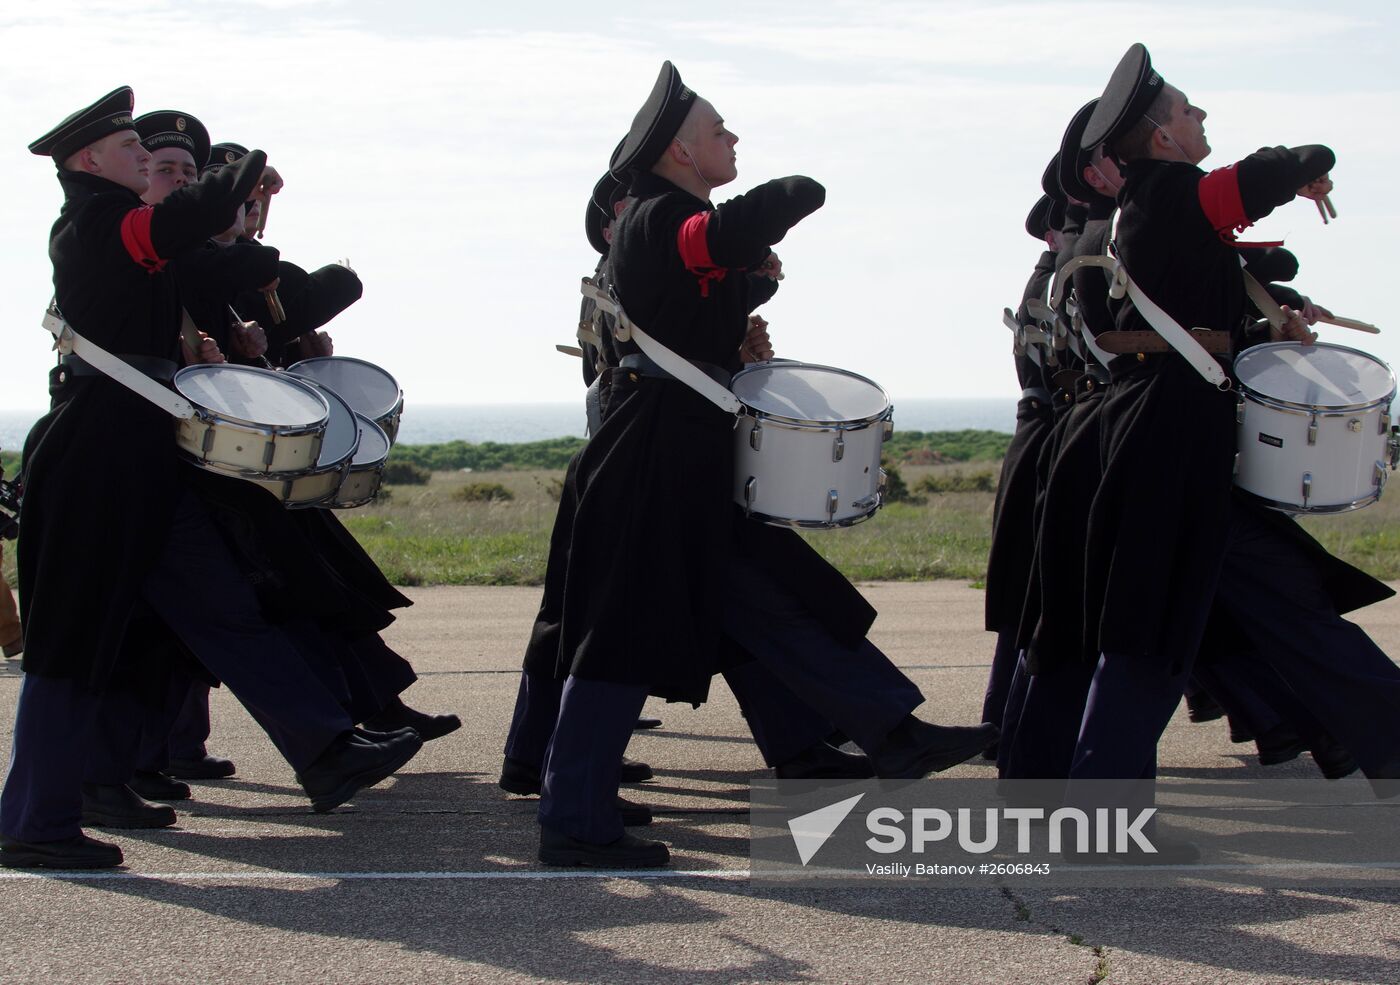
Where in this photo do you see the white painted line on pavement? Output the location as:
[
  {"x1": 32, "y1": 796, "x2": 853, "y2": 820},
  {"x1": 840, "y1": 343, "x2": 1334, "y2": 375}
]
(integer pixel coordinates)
[{"x1": 0, "y1": 868, "x2": 753, "y2": 882}]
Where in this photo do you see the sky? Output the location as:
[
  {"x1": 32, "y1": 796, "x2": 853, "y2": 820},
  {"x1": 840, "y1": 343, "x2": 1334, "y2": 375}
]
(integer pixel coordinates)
[{"x1": 1, "y1": 0, "x2": 1398, "y2": 412}]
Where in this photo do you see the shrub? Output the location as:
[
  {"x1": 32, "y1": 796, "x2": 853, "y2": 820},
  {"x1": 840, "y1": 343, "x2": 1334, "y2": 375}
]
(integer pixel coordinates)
[
  {"x1": 455, "y1": 482, "x2": 515, "y2": 503},
  {"x1": 382, "y1": 461, "x2": 430, "y2": 486},
  {"x1": 880, "y1": 461, "x2": 923, "y2": 505},
  {"x1": 915, "y1": 470, "x2": 998, "y2": 494}
]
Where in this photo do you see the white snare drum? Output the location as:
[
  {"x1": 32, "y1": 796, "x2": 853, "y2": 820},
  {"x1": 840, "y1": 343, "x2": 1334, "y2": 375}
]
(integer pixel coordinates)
[
  {"x1": 731, "y1": 362, "x2": 893, "y2": 528},
  {"x1": 287, "y1": 356, "x2": 404, "y2": 445},
  {"x1": 1234, "y1": 341, "x2": 1399, "y2": 514},
  {"x1": 247, "y1": 379, "x2": 360, "y2": 507},
  {"x1": 174, "y1": 365, "x2": 328, "y2": 477},
  {"x1": 329, "y1": 414, "x2": 391, "y2": 509}
]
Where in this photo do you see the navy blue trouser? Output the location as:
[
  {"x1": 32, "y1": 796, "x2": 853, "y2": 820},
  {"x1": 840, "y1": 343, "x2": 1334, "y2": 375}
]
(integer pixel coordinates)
[
  {"x1": 2, "y1": 491, "x2": 353, "y2": 843},
  {"x1": 981, "y1": 632, "x2": 1020, "y2": 731},
  {"x1": 166, "y1": 681, "x2": 213, "y2": 762},
  {"x1": 1211, "y1": 508, "x2": 1400, "y2": 775},
  {"x1": 504, "y1": 660, "x2": 834, "y2": 773},
  {"x1": 536, "y1": 552, "x2": 923, "y2": 843},
  {"x1": 1069, "y1": 505, "x2": 1400, "y2": 787}
]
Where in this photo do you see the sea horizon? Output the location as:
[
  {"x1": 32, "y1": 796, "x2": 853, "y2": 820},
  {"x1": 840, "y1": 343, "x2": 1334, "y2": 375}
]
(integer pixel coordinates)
[{"x1": 0, "y1": 396, "x2": 1019, "y2": 453}]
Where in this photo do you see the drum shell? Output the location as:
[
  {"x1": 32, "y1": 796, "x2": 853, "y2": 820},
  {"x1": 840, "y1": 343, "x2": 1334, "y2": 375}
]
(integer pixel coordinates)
[
  {"x1": 247, "y1": 466, "x2": 345, "y2": 508},
  {"x1": 1235, "y1": 394, "x2": 1392, "y2": 513},
  {"x1": 328, "y1": 415, "x2": 391, "y2": 509},
  {"x1": 733, "y1": 412, "x2": 889, "y2": 527},
  {"x1": 375, "y1": 398, "x2": 403, "y2": 447},
  {"x1": 175, "y1": 413, "x2": 324, "y2": 476},
  {"x1": 331, "y1": 460, "x2": 386, "y2": 508}
]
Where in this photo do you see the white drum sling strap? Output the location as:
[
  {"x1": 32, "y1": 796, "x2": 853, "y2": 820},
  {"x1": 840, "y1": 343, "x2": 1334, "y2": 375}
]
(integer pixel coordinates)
[{"x1": 42, "y1": 306, "x2": 195, "y2": 420}]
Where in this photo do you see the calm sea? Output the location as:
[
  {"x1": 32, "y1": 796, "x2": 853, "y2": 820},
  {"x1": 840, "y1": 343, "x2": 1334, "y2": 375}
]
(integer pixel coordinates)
[{"x1": 0, "y1": 397, "x2": 1016, "y2": 453}]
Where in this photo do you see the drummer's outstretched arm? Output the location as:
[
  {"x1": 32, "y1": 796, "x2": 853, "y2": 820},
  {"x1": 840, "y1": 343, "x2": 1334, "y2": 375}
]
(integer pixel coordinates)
[
  {"x1": 199, "y1": 240, "x2": 282, "y2": 296},
  {"x1": 699, "y1": 177, "x2": 825, "y2": 269},
  {"x1": 146, "y1": 150, "x2": 272, "y2": 258},
  {"x1": 1228, "y1": 145, "x2": 1335, "y2": 221}
]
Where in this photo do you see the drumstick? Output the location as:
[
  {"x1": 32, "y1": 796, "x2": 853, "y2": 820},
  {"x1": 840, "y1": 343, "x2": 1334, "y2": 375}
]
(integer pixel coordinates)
[
  {"x1": 1318, "y1": 314, "x2": 1380, "y2": 335},
  {"x1": 1315, "y1": 198, "x2": 1328, "y2": 225},
  {"x1": 264, "y1": 289, "x2": 286, "y2": 325},
  {"x1": 254, "y1": 193, "x2": 270, "y2": 239},
  {"x1": 1323, "y1": 194, "x2": 1337, "y2": 220}
]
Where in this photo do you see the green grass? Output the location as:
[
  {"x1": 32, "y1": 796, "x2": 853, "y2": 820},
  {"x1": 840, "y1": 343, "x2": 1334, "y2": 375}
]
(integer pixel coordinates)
[
  {"x1": 3, "y1": 453, "x2": 1400, "y2": 590},
  {"x1": 339, "y1": 462, "x2": 997, "y2": 586}
]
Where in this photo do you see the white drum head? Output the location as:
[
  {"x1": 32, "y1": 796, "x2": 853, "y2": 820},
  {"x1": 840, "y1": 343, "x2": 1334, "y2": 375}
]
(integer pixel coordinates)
[
  {"x1": 732, "y1": 363, "x2": 890, "y2": 425},
  {"x1": 1236, "y1": 342, "x2": 1396, "y2": 411},
  {"x1": 175, "y1": 365, "x2": 328, "y2": 427},
  {"x1": 351, "y1": 413, "x2": 390, "y2": 465},
  {"x1": 295, "y1": 380, "x2": 360, "y2": 466},
  {"x1": 288, "y1": 357, "x2": 402, "y2": 421}
]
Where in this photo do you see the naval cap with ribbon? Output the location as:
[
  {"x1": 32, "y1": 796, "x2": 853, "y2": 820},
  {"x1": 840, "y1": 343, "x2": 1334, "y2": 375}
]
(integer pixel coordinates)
[
  {"x1": 1082, "y1": 43, "x2": 1164, "y2": 152},
  {"x1": 134, "y1": 110, "x2": 211, "y2": 170},
  {"x1": 202, "y1": 141, "x2": 249, "y2": 176},
  {"x1": 29, "y1": 86, "x2": 137, "y2": 164},
  {"x1": 1057, "y1": 99, "x2": 1101, "y2": 203},
  {"x1": 587, "y1": 168, "x2": 626, "y2": 256},
  {"x1": 1025, "y1": 194, "x2": 1054, "y2": 240},
  {"x1": 609, "y1": 61, "x2": 697, "y2": 178},
  {"x1": 1040, "y1": 152, "x2": 1065, "y2": 202}
]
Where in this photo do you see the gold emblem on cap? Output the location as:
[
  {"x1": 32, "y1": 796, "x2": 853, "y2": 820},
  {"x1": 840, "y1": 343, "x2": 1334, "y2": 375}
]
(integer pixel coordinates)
[
  {"x1": 176, "y1": 117, "x2": 187, "y2": 132},
  {"x1": 225, "y1": 150, "x2": 236, "y2": 163}
]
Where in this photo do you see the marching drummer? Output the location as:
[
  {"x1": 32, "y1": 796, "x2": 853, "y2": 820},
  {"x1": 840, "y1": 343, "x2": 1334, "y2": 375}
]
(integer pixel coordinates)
[
  {"x1": 1062, "y1": 44, "x2": 1400, "y2": 827},
  {"x1": 533, "y1": 62, "x2": 996, "y2": 869},
  {"x1": 1, "y1": 87, "x2": 423, "y2": 870},
  {"x1": 979, "y1": 190, "x2": 1061, "y2": 752}
]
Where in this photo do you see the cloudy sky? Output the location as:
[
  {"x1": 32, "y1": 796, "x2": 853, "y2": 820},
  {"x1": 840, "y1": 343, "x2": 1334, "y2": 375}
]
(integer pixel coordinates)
[{"x1": 1, "y1": 0, "x2": 1397, "y2": 413}]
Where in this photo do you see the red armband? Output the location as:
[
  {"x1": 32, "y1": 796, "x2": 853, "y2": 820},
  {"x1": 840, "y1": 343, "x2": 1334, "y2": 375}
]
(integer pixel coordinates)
[
  {"x1": 119, "y1": 206, "x2": 166, "y2": 272},
  {"x1": 677, "y1": 212, "x2": 727, "y2": 297},
  {"x1": 1198, "y1": 165, "x2": 1281, "y2": 247}
]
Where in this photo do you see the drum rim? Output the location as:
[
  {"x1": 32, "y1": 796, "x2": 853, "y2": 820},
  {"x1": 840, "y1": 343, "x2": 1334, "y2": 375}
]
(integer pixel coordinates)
[
  {"x1": 1235, "y1": 485, "x2": 1382, "y2": 516},
  {"x1": 731, "y1": 361, "x2": 892, "y2": 427},
  {"x1": 1238, "y1": 390, "x2": 1392, "y2": 418},
  {"x1": 348, "y1": 413, "x2": 391, "y2": 469},
  {"x1": 175, "y1": 364, "x2": 331, "y2": 431},
  {"x1": 287, "y1": 356, "x2": 403, "y2": 419},
  {"x1": 1234, "y1": 341, "x2": 1397, "y2": 413},
  {"x1": 743, "y1": 501, "x2": 883, "y2": 530},
  {"x1": 294, "y1": 379, "x2": 363, "y2": 470}
]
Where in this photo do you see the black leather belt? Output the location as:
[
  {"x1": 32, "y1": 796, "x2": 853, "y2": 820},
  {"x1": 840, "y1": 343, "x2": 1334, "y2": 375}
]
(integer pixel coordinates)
[
  {"x1": 619, "y1": 352, "x2": 731, "y2": 389},
  {"x1": 59, "y1": 354, "x2": 178, "y2": 383}
]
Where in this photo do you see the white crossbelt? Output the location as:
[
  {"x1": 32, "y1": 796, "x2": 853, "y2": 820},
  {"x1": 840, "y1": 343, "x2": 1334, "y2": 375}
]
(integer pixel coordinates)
[
  {"x1": 579, "y1": 278, "x2": 742, "y2": 415},
  {"x1": 1105, "y1": 213, "x2": 1230, "y2": 389},
  {"x1": 42, "y1": 306, "x2": 195, "y2": 419},
  {"x1": 1047, "y1": 253, "x2": 1118, "y2": 371},
  {"x1": 1113, "y1": 266, "x2": 1230, "y2": 389}
]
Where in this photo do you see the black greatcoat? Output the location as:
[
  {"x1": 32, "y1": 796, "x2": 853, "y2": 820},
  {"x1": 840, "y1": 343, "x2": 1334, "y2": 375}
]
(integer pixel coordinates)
[
  {"x1": 1085, "y1": 147, "x2": 1391, "y2": 667},
  {"x1": 234, "y1": 258, "x2": 364, "y2": 368},
  {"x1": 555, "y1": 171, "x2": 874, "y2": 705},
  {"x1": 1022, "y1": 195, "x2": 1115, "y2": 671},
  {"x1": 984, "y1": 249, "x2": 1056, "y2": 633},
  {"x1": 18, "y1": 155, "x2": 268, "y2": 688}
]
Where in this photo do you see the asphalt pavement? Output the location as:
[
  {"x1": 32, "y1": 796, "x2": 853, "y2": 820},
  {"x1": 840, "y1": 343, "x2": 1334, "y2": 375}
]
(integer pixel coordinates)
[{"x1": 1, "y1": 582, "x2": 1398, "y2": 984}]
